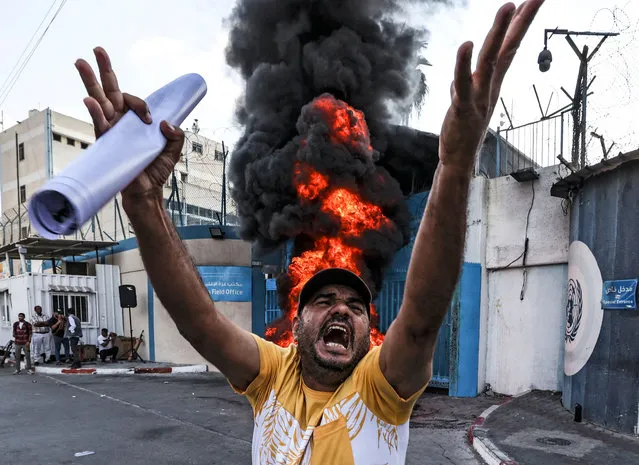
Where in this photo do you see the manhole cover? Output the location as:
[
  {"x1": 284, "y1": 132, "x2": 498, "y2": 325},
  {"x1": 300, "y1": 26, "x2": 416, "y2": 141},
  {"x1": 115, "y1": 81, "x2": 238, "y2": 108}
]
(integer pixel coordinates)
[{"x1": 536, "y1": 437, "x2": 572, "y2": 446}]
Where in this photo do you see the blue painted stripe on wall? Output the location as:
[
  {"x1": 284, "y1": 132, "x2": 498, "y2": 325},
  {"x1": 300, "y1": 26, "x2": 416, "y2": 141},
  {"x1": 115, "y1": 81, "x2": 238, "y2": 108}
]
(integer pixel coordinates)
[
  {"x1": 450, "y1": 262, "x2": 482, "y2": 397},
  {"x1": 147, "y1": 278, "x2": 155, "y2": 361}
]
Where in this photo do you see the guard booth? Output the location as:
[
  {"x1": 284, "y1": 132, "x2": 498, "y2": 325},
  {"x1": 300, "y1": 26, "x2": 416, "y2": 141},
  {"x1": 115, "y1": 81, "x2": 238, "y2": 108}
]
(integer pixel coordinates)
[{"x1": 0, "y1": 238, "x2": 123, "y2": 352}]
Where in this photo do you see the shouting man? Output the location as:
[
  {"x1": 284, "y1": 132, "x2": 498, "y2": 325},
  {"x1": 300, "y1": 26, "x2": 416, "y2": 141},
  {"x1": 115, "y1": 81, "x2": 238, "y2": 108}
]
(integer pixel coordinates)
[{"x1": 74, "y1": 1, "x2": 544, "y2": 463}]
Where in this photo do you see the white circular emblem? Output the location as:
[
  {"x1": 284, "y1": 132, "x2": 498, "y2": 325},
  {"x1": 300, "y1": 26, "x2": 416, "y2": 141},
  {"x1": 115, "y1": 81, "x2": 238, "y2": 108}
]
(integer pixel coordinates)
[{"x1": 564, "y1": 241, "x2": 604, "y2": 376}]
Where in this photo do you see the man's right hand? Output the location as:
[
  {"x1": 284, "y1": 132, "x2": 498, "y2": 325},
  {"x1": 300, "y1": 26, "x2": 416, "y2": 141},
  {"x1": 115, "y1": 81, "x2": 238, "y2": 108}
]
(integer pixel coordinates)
[{"x1": 75, "y1": 47, "x2": 185, "y2": 210}]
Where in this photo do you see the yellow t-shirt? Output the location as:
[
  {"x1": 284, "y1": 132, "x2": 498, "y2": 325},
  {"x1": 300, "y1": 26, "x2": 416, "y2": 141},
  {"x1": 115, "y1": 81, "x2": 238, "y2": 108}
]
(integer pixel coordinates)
[{"x1": 233, "y1": 334, "x2": 428, "y2": 465}]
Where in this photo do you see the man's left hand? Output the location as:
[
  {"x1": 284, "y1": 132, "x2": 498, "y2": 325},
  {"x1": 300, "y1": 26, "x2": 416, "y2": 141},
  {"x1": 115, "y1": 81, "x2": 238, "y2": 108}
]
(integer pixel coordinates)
[{"x1": 439, "y1": 0, "x2": 544, "y2": 175}]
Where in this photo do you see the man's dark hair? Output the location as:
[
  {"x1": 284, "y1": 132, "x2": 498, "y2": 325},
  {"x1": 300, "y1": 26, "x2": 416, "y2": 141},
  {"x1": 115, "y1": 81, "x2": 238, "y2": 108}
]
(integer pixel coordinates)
[
  {"x1": 101, "y1": 328, "x2": 108, "y2": 333},
  {"x1": 18, "y1": 312, "x2": 25, "y2": 318},
  {"x1": 67, "y1": 308, "x2": 76, "y2": 315}
]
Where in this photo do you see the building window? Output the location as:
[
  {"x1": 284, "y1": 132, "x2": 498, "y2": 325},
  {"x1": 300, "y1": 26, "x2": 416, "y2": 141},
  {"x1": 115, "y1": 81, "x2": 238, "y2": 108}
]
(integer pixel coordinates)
[
  {"x1": 53, "y1": 132, "x2": 62, "y2": 142},
  {"x1": 214, "y1": 149, "x2": 224, "y2": 161},
  {"x1": 20, "y1": 226, "x2": 28, "y2": 239},
  {"x1": 18, "y1": 143, "x2": 24, "y2": 161},
  {"x1": 67, "y1": 137, "x2": 76, "y2": 147},
  {"x1": 81, "y1": 142, "x2": 89, "y2": 149},
  {"x1": 0, "y1": 291, "x2": 10, "y2": 327},
  {"x1": 19, "y1": 185, "x2": 26, "y2": 203},
  {"x1": 192, "y1": 142, "x2": 203, "y2": 154},
  {"x1": 51, "y1": 294, "x2": 90, "y2": 324},
  {"x1": 51, "y1": 294, "x2": 66, "y2": 315}
]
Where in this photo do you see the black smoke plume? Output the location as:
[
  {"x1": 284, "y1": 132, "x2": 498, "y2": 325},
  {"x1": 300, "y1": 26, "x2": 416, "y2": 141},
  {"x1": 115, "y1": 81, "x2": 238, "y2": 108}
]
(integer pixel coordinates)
[{"x1": 225, "y1": 0, "x2": 451, "y2": 306}]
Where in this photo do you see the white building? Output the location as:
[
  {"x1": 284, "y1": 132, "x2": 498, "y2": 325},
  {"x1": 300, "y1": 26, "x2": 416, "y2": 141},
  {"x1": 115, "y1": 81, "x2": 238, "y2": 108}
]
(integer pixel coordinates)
[{"x1": 0, "y1": 108, "x2": 232, "y2": 274}]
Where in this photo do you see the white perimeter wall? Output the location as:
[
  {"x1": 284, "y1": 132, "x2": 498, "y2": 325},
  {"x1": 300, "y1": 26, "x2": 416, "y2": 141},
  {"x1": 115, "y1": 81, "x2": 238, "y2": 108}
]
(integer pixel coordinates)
[
  {"x1": 466, "y1": 166, "x2": 570, "y2": 396},
  {"x1": 107, "y1": 237, "x2": 252, "y2": 371}
]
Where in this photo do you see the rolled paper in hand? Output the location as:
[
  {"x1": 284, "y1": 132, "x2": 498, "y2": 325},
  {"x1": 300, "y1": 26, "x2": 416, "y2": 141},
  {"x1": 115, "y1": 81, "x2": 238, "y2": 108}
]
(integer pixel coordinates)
[{"x1": 28, "y1": 73, "x2": 207, "y2": 239}]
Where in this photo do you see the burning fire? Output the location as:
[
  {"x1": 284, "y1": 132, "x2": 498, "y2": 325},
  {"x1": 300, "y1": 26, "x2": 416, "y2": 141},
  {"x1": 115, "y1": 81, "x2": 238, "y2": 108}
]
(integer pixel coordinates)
[
  {"x1": 268, "y1": 95, "x2": 389, "y2": 348},
  {"x1": 312, "y1": 95, "x2": 374, "y2": 155}
]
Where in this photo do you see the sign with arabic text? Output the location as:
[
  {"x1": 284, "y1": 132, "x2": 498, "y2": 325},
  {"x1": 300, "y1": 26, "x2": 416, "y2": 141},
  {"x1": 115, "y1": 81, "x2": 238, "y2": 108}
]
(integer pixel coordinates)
[
  {"x1": 198, "y1": 266, "x2": 252, "y2": 302},
  {"x1": 602, "y1": 279, "x2": 637, "y2": 310}
]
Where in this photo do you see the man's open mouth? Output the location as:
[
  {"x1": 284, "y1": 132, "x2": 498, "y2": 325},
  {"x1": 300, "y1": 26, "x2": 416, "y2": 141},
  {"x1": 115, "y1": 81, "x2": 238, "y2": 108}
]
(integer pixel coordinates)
[{"x1": 321, "y1": 323, "x2": 351, "y2": 350}]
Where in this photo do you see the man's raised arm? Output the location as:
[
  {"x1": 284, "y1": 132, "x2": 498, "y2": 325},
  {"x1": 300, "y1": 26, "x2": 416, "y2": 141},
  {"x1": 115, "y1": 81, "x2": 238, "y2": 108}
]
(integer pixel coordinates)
[
  {"x1": 380, "y1": 0, "x2": 544, "y2": 399},
  {"x1": 75, "y1": 47, "x2": 259, "y2": 391},
  {"x1": 124, "y1": 189, "x2": 260, "y2": 391}
]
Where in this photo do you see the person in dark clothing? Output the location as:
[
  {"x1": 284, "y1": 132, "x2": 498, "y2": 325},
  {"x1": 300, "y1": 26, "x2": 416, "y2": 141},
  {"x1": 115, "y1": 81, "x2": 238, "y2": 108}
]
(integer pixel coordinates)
[
  {"x1": 47, "y1": 311, "x2": 70, "y2": 365},
  {"x1": 12, "y1": 313, "x2": 33, "y2": 374}
]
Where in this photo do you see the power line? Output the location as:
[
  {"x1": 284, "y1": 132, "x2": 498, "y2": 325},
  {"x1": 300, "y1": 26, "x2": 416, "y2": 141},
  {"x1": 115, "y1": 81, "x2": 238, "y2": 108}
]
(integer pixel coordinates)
[
  {"x1": 0, "y1": 0, "x2": 68, "y2": 110},
  {"x1": 0, "y1": 0, "x2": 58, "y2": 100}
]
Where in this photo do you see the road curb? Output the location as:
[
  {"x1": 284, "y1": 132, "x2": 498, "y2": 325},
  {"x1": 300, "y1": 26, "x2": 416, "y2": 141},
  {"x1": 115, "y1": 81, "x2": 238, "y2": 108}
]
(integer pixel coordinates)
[
  {"x1": 469, "y1": 398, "x2": 519, "y2": 465},
  {"x1": 35, "y1": 364, "x2": 209, "y2": 375}
]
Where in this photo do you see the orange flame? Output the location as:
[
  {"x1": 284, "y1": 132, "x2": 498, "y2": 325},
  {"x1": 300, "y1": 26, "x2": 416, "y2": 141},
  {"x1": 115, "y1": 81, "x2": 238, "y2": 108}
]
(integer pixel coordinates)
[
  {"x1": 269, "y1": 95, "x2": 388, "y2": 348},
  {"x1": 294, "y1": 164, "x2": 329, "y2": 200},
  {"x1": 313, "y1": 94, "x2": 374, "y2": 154}
]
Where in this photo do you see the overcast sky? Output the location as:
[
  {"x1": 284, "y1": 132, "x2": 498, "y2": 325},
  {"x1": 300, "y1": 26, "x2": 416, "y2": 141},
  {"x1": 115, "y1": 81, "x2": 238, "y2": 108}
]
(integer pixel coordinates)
[{"x1": 0, "y1": 0, "x2": 636, "y2": 163}]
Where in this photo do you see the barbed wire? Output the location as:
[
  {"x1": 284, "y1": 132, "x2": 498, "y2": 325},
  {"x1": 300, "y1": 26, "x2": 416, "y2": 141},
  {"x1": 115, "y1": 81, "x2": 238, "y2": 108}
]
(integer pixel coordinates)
[{"x1": 585, "y1": 1, "x2": 639, "y2": 162}]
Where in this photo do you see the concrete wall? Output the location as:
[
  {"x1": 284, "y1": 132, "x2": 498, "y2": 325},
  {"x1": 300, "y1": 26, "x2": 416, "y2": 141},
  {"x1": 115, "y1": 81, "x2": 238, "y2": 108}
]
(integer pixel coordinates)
[
  {"x1": 105, "y1": 230, "x2": 252, "y2": 371},
  {"x1": 474, "y1": 166, "x2": 570, "y2": 395},
  {"x1": 485, "y1": 265, "x2": 567, "y2": 394},
  {"x1": 106, "y1": 249, "x2": 151, "y2": 359},
  {"x1": 485, "y1": 168, "x2": 569, "y2": 269}
]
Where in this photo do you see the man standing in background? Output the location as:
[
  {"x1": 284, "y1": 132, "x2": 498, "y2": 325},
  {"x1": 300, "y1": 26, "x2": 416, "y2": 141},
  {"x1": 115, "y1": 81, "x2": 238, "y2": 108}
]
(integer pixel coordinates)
[
  {"x1": 31, "y1": 305, "x2": 52, "y2": 365},
  {"x1": 65, "y1": 308, "x2": 83, "y2": 369},
  {"x1": 47, "y1": 310, "x2": 70, "y2": 365},
  {"x1": 12, "y1": 313, "x2": 33, "y2": 374}
]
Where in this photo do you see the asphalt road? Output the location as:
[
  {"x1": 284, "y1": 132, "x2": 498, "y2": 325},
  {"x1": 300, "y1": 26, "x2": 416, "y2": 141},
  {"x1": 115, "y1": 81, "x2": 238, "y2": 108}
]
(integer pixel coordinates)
[{"x1": 0, "y1": 369, "x2": 492, "y2": 464}]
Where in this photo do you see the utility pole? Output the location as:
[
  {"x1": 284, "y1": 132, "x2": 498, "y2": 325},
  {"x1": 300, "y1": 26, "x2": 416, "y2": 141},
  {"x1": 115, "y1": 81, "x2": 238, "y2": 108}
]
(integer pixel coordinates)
[
  {"x1": 221, "y1": 141, "x2": 227, "y2": 225},
  {"x1": 15, "y1": 132, "x2": 21, "y2": 240},
  {"x1": 538, "y1": 28, "x2": 619, "y2": 170}
]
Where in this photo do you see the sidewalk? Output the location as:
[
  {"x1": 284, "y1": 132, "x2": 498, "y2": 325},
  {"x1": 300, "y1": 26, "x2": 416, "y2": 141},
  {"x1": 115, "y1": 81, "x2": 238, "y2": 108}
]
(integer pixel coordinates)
[
  {"x1": 470, "y1": 391, "x2": 639, "y2": 464},
  {"x1": 6, "y1": 359, "x2": 208, "y2": 375}
]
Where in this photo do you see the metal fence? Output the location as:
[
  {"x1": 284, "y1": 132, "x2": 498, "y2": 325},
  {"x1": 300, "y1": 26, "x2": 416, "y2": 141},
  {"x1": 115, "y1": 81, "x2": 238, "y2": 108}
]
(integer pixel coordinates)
[
  {"x1": 165, "y1": 132, "x2": 238, "y2": 229},
  {"x1": 374, "y1": 272, "x2": 452, "y2": 388},
  {"x1": 494, "y1": 110, "x2": 575, "y2": 176}
]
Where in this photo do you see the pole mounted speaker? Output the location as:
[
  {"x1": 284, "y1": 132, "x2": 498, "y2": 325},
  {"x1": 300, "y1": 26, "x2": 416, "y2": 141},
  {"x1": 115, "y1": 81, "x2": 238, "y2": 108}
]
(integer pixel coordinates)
[{"x1": 119, "y1": 284, "x2": 137, "y2": 308}]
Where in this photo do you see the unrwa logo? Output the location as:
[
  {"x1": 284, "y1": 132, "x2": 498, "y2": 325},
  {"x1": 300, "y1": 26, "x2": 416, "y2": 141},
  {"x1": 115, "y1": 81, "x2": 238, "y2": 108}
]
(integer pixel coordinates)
[{"x1": 565, "y1": 278, "x2": 583, "y2": 343}]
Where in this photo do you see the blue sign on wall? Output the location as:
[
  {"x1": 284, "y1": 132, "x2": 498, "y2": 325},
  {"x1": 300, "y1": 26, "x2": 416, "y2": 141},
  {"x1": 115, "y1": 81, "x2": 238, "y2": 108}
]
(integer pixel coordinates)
[
  {"x1": 198, "y1": 266, "x2": 252, "y2": 302},
  {"x1": 602, "y1": 279, "x2": 637, "y2": 310}
]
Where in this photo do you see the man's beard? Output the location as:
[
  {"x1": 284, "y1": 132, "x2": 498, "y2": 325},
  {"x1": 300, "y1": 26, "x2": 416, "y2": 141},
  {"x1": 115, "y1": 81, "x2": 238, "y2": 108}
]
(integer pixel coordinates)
[{"x1": 296, "y1": 317, "x2": 369, "y2": 375}]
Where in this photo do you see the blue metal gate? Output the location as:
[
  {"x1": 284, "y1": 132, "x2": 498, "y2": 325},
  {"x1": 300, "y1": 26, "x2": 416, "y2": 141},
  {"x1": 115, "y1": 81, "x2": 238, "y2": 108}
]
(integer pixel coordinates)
[
  {"x1": 263, "y1": 192, "x2": 454, "y2": 387},
  {"x1": 374, "y1": 272, "x2": 452, "y2": 388},
  {"x1": 265, "y1": 279, "x2": 280, "y2": 324},
  {"x1": 264, "y1": 274, "x2": 452, "y2": 388}
]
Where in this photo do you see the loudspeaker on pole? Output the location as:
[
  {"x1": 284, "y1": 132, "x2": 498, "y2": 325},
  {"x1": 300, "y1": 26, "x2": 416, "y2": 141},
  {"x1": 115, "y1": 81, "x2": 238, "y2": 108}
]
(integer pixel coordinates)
[{"x1": 119, "y1": 284, "x2": 137, "y2": 308}]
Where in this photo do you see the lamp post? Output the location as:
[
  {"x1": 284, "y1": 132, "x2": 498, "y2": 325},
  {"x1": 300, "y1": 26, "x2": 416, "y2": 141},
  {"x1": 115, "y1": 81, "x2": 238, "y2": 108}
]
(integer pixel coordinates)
[{"x1": 538, "y1": 28, "x2": 619, "y2": 169}]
